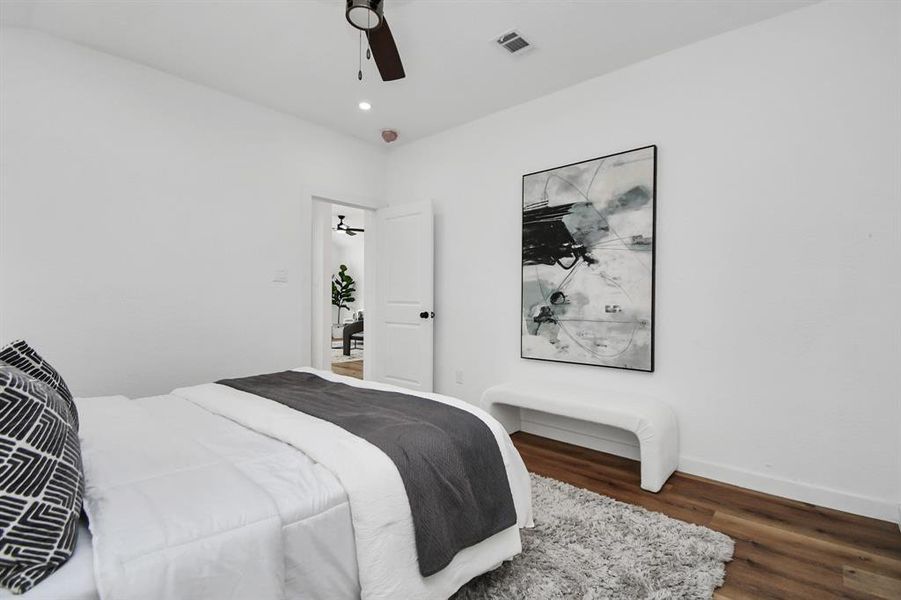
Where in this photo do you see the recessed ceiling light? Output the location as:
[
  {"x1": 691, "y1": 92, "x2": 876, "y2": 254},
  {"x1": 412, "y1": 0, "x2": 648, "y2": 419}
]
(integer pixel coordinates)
[{"x1": 358, "y1": 101, "x2": 372, "y2": 111}]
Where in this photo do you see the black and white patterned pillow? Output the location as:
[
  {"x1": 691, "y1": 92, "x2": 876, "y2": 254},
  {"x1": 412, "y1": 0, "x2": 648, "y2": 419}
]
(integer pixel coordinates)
[
  {"x1": 0, "y1": 341, "x2": 77, "y2": 431},
  {"x1": 0, "y1": 363, "x2": 84, "y2": 594}
]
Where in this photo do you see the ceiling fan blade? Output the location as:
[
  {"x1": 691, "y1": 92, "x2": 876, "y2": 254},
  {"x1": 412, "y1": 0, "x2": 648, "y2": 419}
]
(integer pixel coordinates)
[{"x1": 366, "y1": 18, "x2": 405, "y2": 81}]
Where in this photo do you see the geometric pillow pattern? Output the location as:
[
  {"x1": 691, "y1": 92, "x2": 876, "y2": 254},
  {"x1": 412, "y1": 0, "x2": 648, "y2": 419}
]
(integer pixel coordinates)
[
  {"x1": 0, "y1": 340, "x2": 77, "y2": 431},
  {"x1": 0, "y1": 363, "x2": 84, "y2": 594}
]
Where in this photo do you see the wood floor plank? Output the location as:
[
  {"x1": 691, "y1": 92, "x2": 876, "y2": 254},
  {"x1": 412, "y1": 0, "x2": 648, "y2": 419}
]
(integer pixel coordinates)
[
  {"x1": 843, "y1": 566, "x2": 901, "y2": 599},
  {"x1": 672, "y1": 475, "x2": 901, "y2": 560},
  {"x1": 331, "y1": 360, "x2": 363, "y2": 379},
  {"x1": 511, "y1": 432, "x2": 901, "y2": 599},
  {"x1": 710, "y1": 511, "x2": 901, "y2": 576},
  {"x1": 725, "y1": 537, "x2": 877, "y2": 600},
  {"x1": 519, "y1": 449, "x2": 716, "y2": 526},
  {"x1": 516, "y1": 439, "x2": 642, "y2": 484}
]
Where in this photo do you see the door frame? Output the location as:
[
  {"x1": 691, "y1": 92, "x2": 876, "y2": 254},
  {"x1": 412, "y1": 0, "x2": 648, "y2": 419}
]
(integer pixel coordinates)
[{"x1": 308, "y1": 189, "x2": 379, "y2": 377}]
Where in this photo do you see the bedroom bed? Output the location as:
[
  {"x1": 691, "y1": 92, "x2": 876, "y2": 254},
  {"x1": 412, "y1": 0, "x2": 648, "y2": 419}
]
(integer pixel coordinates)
[{"x1": 1, "y1": 367, "x2": 533, "y2": 600}]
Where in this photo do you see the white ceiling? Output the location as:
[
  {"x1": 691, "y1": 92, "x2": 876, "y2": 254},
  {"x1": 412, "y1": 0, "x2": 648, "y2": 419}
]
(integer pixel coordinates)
[
  {"x1": 1, "y1": 0, "x2": 815, "y2": 147},
  {"x1": 332, "y1": 203, "x2": 365, "y2": 221}
]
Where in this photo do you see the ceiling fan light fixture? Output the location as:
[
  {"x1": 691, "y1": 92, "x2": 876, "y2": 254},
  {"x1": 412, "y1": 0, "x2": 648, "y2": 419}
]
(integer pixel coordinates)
[
  {"x1": 346, "y1": 0, "x2": 383, "y2": 31},
  {"x1": 336, "y1": 215, "x2": 365, "y2": 236}
]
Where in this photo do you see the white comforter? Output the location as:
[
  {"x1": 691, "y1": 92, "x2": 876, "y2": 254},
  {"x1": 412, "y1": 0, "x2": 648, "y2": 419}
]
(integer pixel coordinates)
[
  {"x1": 80, "y1": 369, "x2": 532, "y2": 600},
  {"x1": 78, "y1": 395, "x2": 287, "y2": 600}
]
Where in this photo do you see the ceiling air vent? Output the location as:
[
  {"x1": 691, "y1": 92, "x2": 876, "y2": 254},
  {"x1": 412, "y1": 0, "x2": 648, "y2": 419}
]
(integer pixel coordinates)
[{"x1": 495, "y1": 30, "x2": 532, "y2": 55}]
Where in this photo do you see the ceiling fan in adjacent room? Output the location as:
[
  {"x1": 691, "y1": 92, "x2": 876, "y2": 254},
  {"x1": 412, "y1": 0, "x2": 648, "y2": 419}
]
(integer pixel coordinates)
[
  {"x1": 345, "y1": 0, "x2": 405, "y2": 81},
  {"x1": 335, "y1": 215, "x2": 365, "y2": 236}
]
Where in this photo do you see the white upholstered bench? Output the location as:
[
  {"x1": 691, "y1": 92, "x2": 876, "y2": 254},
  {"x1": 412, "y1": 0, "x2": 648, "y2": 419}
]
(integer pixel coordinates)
[{"x1": 482, "y1": 381, "x2": 679, "y2": 493}]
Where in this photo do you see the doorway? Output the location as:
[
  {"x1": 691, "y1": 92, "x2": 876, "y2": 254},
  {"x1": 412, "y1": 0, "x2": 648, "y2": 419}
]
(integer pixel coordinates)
[
  {"x1": 310, "y1": 196, "x2": 434, "y2": 391},
  {"x1": 329, "y1": 205, "x2": 366, "y2": 379}
]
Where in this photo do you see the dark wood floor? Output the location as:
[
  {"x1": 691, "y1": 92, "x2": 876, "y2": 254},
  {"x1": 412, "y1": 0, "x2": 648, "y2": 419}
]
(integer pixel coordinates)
[
  {"x1": 511, "y1": 432, "x2": 901, "y2": 600},
  {"x1": 331, "y1": 359, "x2": 363, "y2": 379}
]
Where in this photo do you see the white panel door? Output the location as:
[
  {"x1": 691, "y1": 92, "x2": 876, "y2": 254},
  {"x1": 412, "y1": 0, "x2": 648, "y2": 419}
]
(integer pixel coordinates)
[{"x1": 373, "y1": 201, "x2": 434, "y2": 391}]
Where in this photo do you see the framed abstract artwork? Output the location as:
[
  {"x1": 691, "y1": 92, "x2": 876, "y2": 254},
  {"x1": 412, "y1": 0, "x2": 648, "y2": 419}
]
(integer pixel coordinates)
[{"x1": 521, "y1": 145, "x2": 657, "y2": 371}]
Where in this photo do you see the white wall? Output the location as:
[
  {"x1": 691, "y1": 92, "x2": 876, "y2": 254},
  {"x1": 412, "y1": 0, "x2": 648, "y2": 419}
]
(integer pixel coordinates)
[
  {"x1": 385, "y1": 0, "x2": 901, "y2": 521},
  {"x1": 0, "y1": 28, "x2": 387, "y2": 397}
]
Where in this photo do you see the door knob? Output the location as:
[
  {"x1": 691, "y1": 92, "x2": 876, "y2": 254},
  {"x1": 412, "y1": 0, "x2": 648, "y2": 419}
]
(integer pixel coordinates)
[{"x1": 419, "y1": 311, "x2": 429, "y2": 319}]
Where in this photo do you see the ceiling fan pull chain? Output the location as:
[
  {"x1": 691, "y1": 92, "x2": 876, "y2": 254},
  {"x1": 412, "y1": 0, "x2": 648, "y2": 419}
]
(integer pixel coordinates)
[
  {"x1": 366, "y1": 10, "x2": 371, "y2": 60},
  {"x1": 357, "y1": 31, "x2": 363, "y2": 81}
]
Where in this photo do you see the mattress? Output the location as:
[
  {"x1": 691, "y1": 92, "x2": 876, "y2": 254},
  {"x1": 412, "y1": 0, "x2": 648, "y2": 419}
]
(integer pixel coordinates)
[{"x1": 3, "y1": 394, "x2": 360, "y2": 600}]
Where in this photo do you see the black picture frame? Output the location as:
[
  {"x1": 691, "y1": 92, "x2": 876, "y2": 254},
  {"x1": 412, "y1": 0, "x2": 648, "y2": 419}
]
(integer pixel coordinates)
[{"x1": 520, "y1": 144, "x2": 657, "y2": 372}]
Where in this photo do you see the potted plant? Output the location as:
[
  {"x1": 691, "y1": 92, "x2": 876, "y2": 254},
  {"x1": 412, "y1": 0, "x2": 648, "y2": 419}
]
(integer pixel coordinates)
[{"x1": 331, "y1": 264, "x2": 356, "y2": 330}]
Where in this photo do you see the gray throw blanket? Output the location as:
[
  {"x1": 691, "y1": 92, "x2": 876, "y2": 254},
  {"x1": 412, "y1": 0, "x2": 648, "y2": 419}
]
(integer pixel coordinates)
[{"x1": 216, "y1": 371, "x2": 517, "y2": 576}]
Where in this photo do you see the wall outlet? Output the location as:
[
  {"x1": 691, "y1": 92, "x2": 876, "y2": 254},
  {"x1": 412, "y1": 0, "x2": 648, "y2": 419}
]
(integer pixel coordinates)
[{"x1": 455, "y1": 370, "x2": 464, "y2": 385}]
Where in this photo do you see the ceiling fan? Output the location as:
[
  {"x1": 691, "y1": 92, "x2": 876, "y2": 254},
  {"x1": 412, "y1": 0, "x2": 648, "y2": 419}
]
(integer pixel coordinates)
[
  {"x1": 336, "y1": 215, "x2": 365, "y2": 236},
  {"x1": 345, "y1": 0, "x2": 405, "y2": 81}
]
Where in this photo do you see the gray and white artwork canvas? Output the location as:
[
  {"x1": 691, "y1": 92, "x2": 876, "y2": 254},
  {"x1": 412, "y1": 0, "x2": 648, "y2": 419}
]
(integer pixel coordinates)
[{"x1": 521, "y1": 145, "x2": 656, "y2": 371}]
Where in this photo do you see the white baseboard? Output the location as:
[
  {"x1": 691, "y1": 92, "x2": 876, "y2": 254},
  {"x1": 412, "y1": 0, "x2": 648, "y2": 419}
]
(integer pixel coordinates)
[
  {"x1": 520, "y1": 419, "x2": 898, "y2": 523},
  {"x1": 677, "y1": 455, "x2": 897, "y2": 523}
]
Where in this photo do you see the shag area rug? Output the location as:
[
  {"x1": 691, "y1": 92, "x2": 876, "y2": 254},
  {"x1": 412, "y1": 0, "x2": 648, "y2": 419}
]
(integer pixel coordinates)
[
  {"x1": 331, "y1": 347, "x2": 362, "y2": 363},
  {"x1": 455, "y1": 474, "x2": 733, "y2": 600}
]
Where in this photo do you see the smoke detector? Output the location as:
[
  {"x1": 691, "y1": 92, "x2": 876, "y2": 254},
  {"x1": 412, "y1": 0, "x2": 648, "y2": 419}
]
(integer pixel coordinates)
[
  {"x1": 381, "y1": 129, "x2": 399, "y2": 143},
  {"x1": 495, "y1": 30, "x2": 532, "y2": 55}
]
